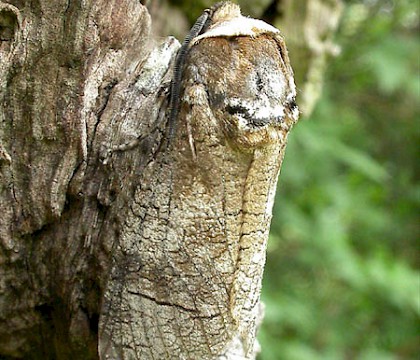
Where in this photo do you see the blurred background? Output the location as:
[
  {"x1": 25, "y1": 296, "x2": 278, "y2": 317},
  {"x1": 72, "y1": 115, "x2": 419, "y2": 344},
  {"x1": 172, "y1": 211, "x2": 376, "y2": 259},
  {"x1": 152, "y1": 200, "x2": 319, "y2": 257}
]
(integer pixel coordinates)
[{"x1": 154, "y1": 0, "x2": 419, "y2": 358}]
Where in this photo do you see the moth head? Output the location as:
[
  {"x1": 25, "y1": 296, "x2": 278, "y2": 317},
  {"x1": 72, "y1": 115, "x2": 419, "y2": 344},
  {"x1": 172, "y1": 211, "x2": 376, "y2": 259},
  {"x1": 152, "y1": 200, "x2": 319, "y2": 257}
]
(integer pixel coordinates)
[
  {"x1": 186, "y1": 3, "x2": 298, "y2": 149},
  {"x1": 208, "y1": 2, "x2": 241, "y2": 24}
]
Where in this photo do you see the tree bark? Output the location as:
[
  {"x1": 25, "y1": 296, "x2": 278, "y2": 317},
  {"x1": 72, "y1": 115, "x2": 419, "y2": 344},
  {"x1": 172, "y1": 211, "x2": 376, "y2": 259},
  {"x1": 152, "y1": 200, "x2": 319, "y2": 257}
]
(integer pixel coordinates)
[
  {"x1": 273, "y1": 0, "x2": 343, "y2": 116},
  {"x1": 0, "y1": 1, "x2": 341, "y2": 359}
]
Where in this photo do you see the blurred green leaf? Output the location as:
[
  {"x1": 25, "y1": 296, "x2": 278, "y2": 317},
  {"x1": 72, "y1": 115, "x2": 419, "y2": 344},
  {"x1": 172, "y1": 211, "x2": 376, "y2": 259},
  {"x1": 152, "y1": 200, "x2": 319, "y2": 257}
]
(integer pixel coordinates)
[
  {"x1": 259, "y1": 0, "x2": 419, "y2": 359},
  {"x1": 366, "y1": 35, "x2": 420, "y2": 96}
]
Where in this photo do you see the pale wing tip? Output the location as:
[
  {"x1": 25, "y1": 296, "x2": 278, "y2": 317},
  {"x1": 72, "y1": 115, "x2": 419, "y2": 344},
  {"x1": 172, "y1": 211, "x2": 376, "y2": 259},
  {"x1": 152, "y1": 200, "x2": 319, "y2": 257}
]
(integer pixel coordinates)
[{"x1": 192, "y1": 16, "x2": 280, "y2": 45}]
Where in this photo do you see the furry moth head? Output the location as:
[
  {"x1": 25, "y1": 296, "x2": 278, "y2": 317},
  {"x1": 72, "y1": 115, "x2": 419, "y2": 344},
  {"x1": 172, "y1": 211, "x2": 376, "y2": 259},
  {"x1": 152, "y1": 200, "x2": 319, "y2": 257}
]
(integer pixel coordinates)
[{"x1": 177, "y1": 1, "x2": 298, "y2": 150}]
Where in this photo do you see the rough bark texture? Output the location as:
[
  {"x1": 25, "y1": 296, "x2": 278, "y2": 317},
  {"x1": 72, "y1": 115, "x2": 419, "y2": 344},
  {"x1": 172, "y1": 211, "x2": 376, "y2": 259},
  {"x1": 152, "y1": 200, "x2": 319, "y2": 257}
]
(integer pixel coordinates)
[
  {"x1": 0, "y1": 0, "x2": 340, "y2": 359},
  {"x1": 1, "y1": 1, "x2": 154, "y2": 357}
]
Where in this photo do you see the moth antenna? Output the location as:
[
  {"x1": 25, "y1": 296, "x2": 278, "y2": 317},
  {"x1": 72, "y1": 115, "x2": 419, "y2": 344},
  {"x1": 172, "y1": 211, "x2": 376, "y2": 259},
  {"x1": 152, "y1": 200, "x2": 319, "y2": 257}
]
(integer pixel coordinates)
[{"x1": 167, "y1": 9, "x2": 211, "y2": 144}]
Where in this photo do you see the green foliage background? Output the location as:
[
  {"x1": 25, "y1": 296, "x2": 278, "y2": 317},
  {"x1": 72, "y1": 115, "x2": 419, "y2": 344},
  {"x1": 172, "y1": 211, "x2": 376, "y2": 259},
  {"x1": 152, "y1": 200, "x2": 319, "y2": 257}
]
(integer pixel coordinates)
[
  {"x1": 169, "y1": 0, "x2": 419, "y2": 358},
  {"x1": 260, "y1": 1, "x2": 419, "y2": 359}
]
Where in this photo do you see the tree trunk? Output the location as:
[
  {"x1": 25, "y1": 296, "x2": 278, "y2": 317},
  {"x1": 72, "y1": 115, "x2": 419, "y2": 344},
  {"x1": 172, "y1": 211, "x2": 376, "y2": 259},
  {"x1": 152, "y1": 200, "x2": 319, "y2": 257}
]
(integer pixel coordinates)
[{"x1": 0, "y1": 1, "x2": 341, "y2": 359}]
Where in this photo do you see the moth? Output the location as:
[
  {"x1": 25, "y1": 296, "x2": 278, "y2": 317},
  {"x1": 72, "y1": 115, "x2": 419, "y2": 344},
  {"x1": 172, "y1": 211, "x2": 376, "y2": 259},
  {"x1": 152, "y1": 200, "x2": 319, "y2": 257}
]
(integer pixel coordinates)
[
  {"x1": 167, "y1": 1, "x2": 298, "y2": 148},
  {"x1": 99, "y1": 2, "x2": 298, "y2": 359}
]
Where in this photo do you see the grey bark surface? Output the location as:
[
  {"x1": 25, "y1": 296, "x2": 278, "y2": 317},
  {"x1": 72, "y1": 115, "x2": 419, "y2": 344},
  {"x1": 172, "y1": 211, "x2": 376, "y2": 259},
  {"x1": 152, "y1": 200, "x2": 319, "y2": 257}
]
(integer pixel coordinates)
[
  {"x1": 273, "y1": 0, "x2": 343, "y2": 116},
  {"x1": 0, "y1": 1, "x2": 341, "y2": 359}
]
